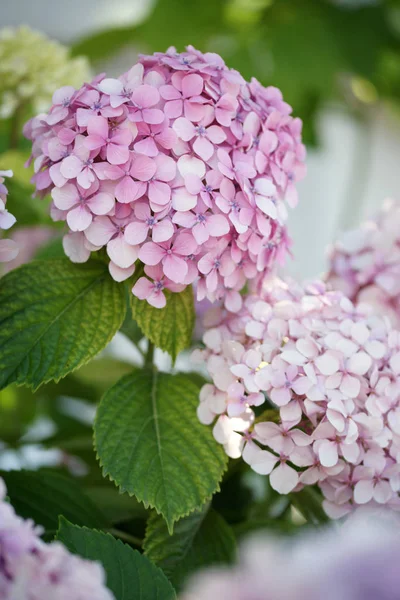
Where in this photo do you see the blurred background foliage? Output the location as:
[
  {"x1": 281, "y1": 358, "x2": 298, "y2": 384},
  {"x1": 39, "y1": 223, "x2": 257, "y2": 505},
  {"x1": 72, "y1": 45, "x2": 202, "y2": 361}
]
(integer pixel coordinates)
[{"x1": 70, "y1": 0, "x2": 400, "y2": 145}]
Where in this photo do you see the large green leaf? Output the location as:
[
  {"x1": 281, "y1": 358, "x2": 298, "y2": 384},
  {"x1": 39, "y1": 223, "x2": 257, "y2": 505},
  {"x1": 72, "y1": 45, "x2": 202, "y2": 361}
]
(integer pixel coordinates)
[
  {"x1": 130, "y1": 284, "x2": 195, "y2": 361},
  {"x1": 1, "y1": 470, "x2": 109, "y2": 538},
  {"x1": 94, "y1": 371, "x2": 227, "y2": 532},
  {"x1": 57, "y1": 519, "x2": 176, "y2": 600},
  {"x1": 0, "y1": 259, "x2": 126, "y2": 390},
  {"x1": 144, "y1": 505, "x2": 236, "y2": 589}
]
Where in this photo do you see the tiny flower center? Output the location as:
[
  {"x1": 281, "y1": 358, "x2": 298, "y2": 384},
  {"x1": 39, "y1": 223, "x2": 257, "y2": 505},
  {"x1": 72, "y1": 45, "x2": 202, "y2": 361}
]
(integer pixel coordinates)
[{"x1": 196, "y1": 125, "x2": 207, "y2": 137}]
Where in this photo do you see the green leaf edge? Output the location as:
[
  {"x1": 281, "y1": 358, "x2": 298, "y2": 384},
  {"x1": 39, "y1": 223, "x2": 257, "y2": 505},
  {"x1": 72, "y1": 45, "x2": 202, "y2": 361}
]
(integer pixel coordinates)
[
  {"x1": 56, "y1": 516, "x2": 177, "y2": 599},
  {"x1": 0, "y1": 258, "x2": 127, "y2": 392}
]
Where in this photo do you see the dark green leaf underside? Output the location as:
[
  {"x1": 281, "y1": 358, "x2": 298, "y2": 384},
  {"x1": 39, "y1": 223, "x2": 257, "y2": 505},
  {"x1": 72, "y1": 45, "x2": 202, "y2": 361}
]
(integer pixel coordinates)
[{"x1": 144, "y1": 505, "x2": 236, "y2": 589}]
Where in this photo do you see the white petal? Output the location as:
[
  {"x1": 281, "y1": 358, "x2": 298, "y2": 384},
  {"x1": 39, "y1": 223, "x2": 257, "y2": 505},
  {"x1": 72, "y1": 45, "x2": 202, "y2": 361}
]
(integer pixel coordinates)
[
  {"x1": 269, "y1": 463, "x2": 298, "y2": 494},
  {"x1": 315, "y1": 352, "x2": 339, "y2": 376}
]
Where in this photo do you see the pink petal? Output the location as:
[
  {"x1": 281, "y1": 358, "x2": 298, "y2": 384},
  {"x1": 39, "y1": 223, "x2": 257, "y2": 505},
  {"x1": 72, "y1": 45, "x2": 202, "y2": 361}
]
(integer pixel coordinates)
[
  {"x1": 193, "y1": 136, "x2": 214, "y2": 161},
  {"x1": 109, "y1": 261, "x2": 136, "y2": 282},
  {"x1": 255, "y1": 177, "x2": 276, "y2": 196},
  {"x1": 354, "y1": 480, "x2": 374, "y2": 504},
  {"x1": 318, "y1": 440, "x2": 338, "y2": 468},
  {"x1": 133, "y1": 136, "x2": 159, "y2": 157},
  {"x1": 173, "y1": 117, "x2": 196, "y2": 142},
  {"x1": 139, "y1": 241, "x2": 165, "y2": 265},
  {"x1": 270, "y1": 387, "x2": 291, "y2": 406},
  {"x1": 131, "y1": 84, "x2": 160, "y2": 108},
  {"x1": 173, "y1": 232, "x2": 197, "y2": 256},
  {"x1": 149, "y1": 180, "x2": 171, "y2": 206},
  {"x1": 177, "y1": 155, "x2": 206, "y2": 178},
  {"x1": 115, "y1": 176, "x2": 138, "y2": 204},
  {"x1": 142, "y1": 108, "x2": 165, "y2": 125},
  {"x1": 107, "y1": 143, "x2": 130, "y2": 165},
  {"x1": 51, "y1": 184, "x2": 79, "y2": 210},
  {"x1": 63, "y1": 232, "x2": 90, "y2": 263},
  {"x1": 374, "y1": 480, "x2": 393, "y2": 504},
  {"x1": 206, "y1": 125, "x2": 226, "y2": 144},
  {"x1": 87, "y1": 115, "x2": 108, "y2": 139},
  {"x1": 155, "y1": 127, "x2": 177, "y2": 150},
  {"x1": 60, "y1": 156, "x2": 82, "y2": 180},
  {"x1": 340, "y1": 374, "x2": 360, "y2": 399},
  {"x1": 347, "y1": 351, "x2": 372, "y2": 375},
  {"x1": 193, "y1": 223, "x2": 209, "y2": 245},
  {"x1": 84, "y1": 216, "x2": 115, "y2": 246},
  {"x1": 242, "y1": 441, "x2": 277, "y2": 475},
  {"x1": 255, "y1": 195, "x2": 277, "y2": 219},
  {"x1": 259, "y1": 130, "x2": 278, "y2": 155},
  {"x1": 134, "y1": 202, "x2": 151, "y2": 220},
  {"x1": 153, "y1": 220, "x2": 174, "y2": 243},
  {"x1": 154, "y1": 154, "x2": 176, "y2": 182},
  {"x1": 67, "y1": 205, "x2": 92, "y2": 232},
  {"x1": 182, "y1": 73, "x2": 204, "y2": 97},
  {"x1": 131, "y1": 155, "x2": 157, "y2": 181},
  {"x1": 315, "y1": 352, "x2": 339, "y2": 376},
  {"x1": 88, "y1": 192, "x2": 114, "y2": 215},
  {"x1": 107, "y1": 234, "x2": 138, "y2": 268},
  {"x1": 269, "y1": 463, "x2": 298, "y2": 494},
  {"x1": 125, "y1": 221, "x2": 149, "y2": 245},
  {"x1": 147, "y1": 291, "x2": 167, "y2": 309},
  {"x1": 164, "y1": 99, "x2": 183, "y2": 119},
  {"x1": 97, "y1": 78, "x2": 123, "y2": 96},
  {"x1": 171, "y1": 187, "x2": 197, "y2": 211},
  {"x1": 184, "y1": 174, "x2": 202, "y2": 195},
  {"x1": 132, "y1": 277, "x2": 155, "y2": 300},
  {"x1": 159, "y1": 85, "x2": 181, "y2": 101},
  {"x1": 163, "y1": 254, "x2": 188, "y2": 283}
]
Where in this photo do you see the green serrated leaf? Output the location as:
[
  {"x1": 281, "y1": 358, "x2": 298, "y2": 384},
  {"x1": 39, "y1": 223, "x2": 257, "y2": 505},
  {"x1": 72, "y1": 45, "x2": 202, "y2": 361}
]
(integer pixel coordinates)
[
  {"x1": 144, "y1": 505, "x2": 236, "y2": 589},
  {"x1": 130, "y1": 284, "x2": 195, "y2": 361},
  {"x1": 1, "y1": 470, "x2": 109, "y2": 539},
  {"x1": 94, "y1": 370, "x2": 227, "y2": 532},
  {"x1": 57, "y1": 518, "x2": 176, "y2": 600},
  {"x1": 0, "y1": 259, "x2": 126, "y2": 390}
]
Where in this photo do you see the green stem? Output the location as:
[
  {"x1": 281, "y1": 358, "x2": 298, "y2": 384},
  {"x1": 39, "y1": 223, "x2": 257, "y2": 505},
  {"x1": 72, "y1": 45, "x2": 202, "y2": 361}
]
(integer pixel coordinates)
[
  {"x1": 144, "y1": 341, "x2": 155, "y2": 368},
  {"x1": 108, "y1": 528, "x2": 143, "y2": 547}
]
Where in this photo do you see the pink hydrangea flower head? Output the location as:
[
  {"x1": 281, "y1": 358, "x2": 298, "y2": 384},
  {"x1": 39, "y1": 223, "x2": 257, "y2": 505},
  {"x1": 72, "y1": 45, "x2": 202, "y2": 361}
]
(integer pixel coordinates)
[
  {"x1": 194, "y1": 274, "x2": 400, "y2": 516},
  {"x1": 327, "y1": 198, "x2": 400, "y2": 327},
  {"x1": 24, "y1": 47, "x2": 306, "y2": 304},
  {"x1": 0, "y1": 477, "x2": 114, "y2": 599}
]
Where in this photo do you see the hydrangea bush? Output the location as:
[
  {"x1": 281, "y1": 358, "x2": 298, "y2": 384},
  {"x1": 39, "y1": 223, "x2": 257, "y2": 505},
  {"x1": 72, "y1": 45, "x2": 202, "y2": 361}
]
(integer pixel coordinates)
[{"x1": 1, "y1": 42, "x2": 400, "y2": 600}]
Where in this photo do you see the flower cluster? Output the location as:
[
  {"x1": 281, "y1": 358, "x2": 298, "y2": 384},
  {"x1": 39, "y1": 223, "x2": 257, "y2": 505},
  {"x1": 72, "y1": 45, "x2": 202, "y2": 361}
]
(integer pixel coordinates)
[
  {"x1": 327, "y1": 198, "x2": 400, "y2": 327},
  {"x1": 0, "y1": 26, "x2": 90, "y2": 117},
  {"x1": 193, "y1": 276, "x2": 400, "y2": 517},
  {"x1": 0, "y1": 170, "x2": 18, "y2": 263},
  {"x1": 25, "y1": 46, "x2": 305, "y2": 307},
  {"x1": 182, "y1": 511, "x2": 400, "y2": 600},
  {"x1": 0, "y1": 477, "x2": 114, "y2": 599}
]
